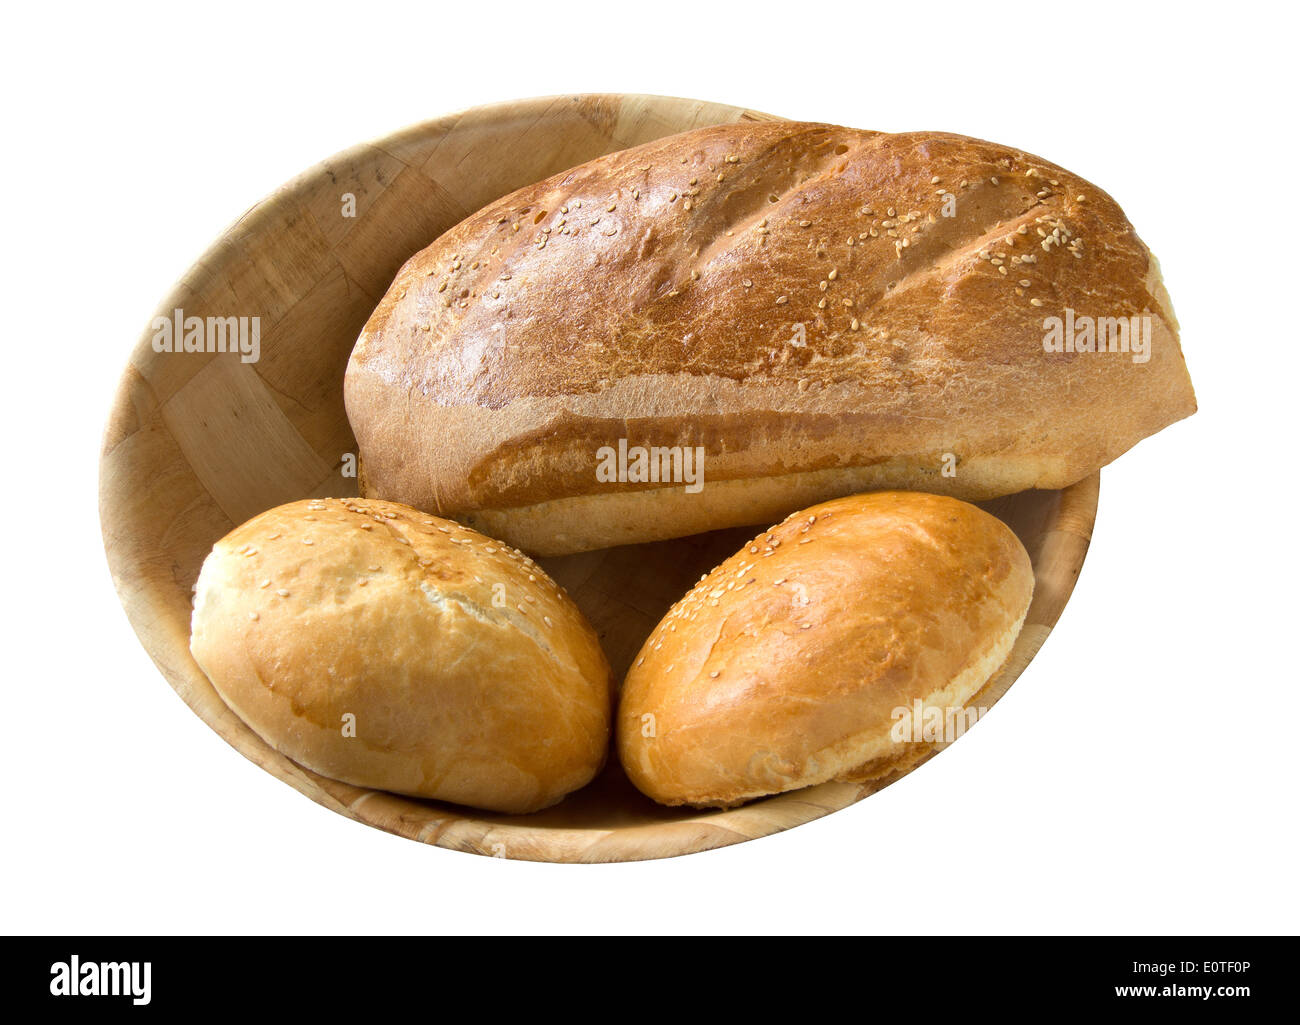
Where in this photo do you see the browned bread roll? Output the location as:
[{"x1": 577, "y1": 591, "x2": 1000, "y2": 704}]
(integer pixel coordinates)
[
  {"x1": 616, "y1": 491, "x2": 1034, "y2": 808},
  {"x1": 189, "y1": 498, "x2": 611, "y2": 814},
  {"x1": 345, "y1": 120, "x2": 1195, "y2": 556}
]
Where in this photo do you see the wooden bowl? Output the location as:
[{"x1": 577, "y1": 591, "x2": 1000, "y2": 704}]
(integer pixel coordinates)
[{"x1": 99, "y1": 94, "x2": 1099, "y2": 863}]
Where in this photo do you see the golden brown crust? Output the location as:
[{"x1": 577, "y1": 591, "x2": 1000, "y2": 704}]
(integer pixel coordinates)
[
  {"x1": 189, "y1": 498, "x2": 612, "y2": 814},
  {"x1": 616, "y1": 492, "x2": 1034, "y2": 808},
  {"x1": 345, "y1": 121, "x2": 1196, "y2": 554}
]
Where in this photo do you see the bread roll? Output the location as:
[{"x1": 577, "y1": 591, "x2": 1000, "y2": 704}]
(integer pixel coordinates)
[
  {"x1": 189, "y1": 497, "x2": 611, "y2": 814},
  {"x1": 617, "y1": 492, "x2": 1033, "y2": 808},
  {"x1": 345, "y1": 120, "x2": 1195, "y2": 556}
]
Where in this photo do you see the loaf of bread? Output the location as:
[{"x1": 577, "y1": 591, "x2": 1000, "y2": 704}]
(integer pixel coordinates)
[
  {"x1": 189, "y1": 498, "x2": 612, "y2": 813},
  {"x1": 617, "y1": 491, "x2": 1034, "y2": 808},
  {"x1": 345, "y1": 120, "x2": 1195, "y2": 556}
]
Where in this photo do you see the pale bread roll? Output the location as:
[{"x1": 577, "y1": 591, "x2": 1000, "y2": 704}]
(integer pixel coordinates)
[
  {"x1": 617, "y1": 492, "x2": 1034, "y2": 808},
  {"x1": 345, "y1": 121, "x2": 1195, "y2": 556},
  {"x1": 190, "y1": 498, "x2": 611, "y2": 814}
]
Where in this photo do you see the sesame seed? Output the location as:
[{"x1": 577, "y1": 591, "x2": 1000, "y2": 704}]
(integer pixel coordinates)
[{"x1": 1031, "y1": 298, "x2": 1044, "y2": 307}]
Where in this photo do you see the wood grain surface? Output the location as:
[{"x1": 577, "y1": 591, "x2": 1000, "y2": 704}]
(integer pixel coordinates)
[{"x1": 99, "y1": 94, "x2": 1099, "y2": 863}]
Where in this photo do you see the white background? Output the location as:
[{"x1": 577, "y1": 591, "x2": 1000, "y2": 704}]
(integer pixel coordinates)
[{"x1": 3, "y1": 1, "x2": 1295, "y2": 935}]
